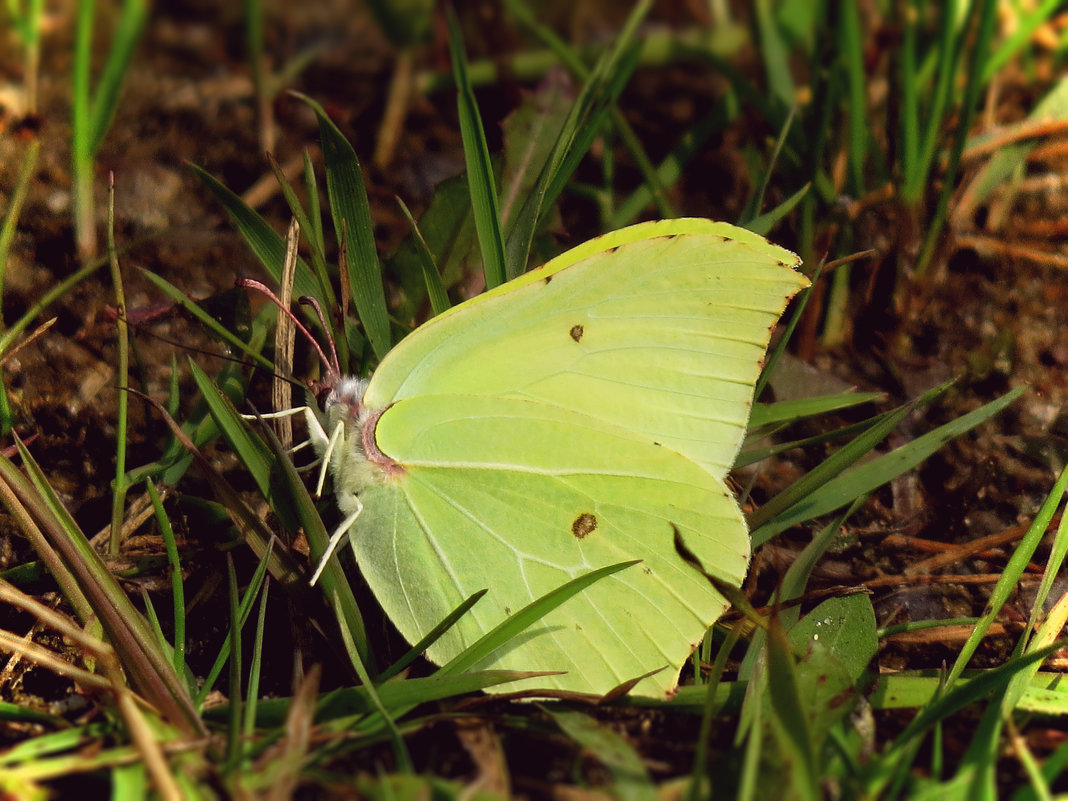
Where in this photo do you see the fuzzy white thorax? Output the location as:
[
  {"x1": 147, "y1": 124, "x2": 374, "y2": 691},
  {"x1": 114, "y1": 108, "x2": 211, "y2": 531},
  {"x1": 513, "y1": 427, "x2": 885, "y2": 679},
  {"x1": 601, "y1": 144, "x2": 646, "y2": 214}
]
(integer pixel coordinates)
[
  {"x1": 305, "y1": 374, "x2": 375, "y2": 585},
  {"x1": 307, "y1": 375, "x2": 383, "y2": 506}
]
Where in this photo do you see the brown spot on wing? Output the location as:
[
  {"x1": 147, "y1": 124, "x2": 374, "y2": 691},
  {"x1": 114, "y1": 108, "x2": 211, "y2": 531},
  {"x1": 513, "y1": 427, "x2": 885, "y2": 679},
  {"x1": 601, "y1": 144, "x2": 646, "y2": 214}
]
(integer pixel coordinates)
[
  {"x1": 569, "y1": 324, "x2": 584, "y2": 342},
  {"x1": 572, "y1": 513, "x2": 597, "y2": 539}
]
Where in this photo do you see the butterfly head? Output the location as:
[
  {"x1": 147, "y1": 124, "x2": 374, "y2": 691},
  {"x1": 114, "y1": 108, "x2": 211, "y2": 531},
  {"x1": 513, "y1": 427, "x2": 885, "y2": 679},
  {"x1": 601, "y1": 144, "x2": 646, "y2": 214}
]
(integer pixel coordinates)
[{"x1": 320, "y1": 375, "x2": 372, "y2": 430}]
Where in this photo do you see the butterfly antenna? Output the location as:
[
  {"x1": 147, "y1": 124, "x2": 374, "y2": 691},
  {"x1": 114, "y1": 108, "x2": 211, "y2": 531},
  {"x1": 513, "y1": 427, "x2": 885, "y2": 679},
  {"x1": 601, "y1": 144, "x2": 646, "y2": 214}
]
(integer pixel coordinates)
[
  {"x1": 298, "y1": 295, "x2": 342, "y2": 378},
  {"x1": 236, "y1": 278, "x2": 335, "y2": 375}
]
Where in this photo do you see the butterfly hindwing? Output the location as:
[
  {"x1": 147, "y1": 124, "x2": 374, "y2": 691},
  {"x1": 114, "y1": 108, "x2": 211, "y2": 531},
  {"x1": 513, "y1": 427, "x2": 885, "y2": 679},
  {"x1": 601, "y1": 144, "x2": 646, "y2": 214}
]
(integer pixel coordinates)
[{"x1": 357, "y1": 394, "x2": 748, "y2": 696}]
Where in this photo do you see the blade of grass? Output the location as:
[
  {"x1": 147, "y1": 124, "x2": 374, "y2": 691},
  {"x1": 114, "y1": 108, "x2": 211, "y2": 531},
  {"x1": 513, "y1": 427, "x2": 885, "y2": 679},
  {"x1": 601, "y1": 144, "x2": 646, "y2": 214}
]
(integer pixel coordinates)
[
  {"x1": 766, "y1": 616, "x2": 821, "y2": 801},
  {"x1": 506, "y1": 0, "x2": 675, "y2": 222},
  {"x1": 265, "y1": 152, "x2": 333, "y2": 306},
  {"x1": 840, "y1": 1, "x2": 867, "y2": 195},
  {"x1": 982, "y1": 0, "x2": 1061, "y2": 82},
  {"x1": 71, "y1": 0, "x2": 147, "y2": 261},
  {"x1": 293, "y1": 92, "x2": 392, "y2": 361},
  {"x1": 86, "y1": 0, "x2": 148, "y2": 153},
  {"x1": 137, "y1": 378, "x2": 306, "y2": 595},
  {"x1": 0, "y1": 441, "x2": 204, "y2": 736},
  {"x1": 195, "y1": 545, "x2": 272, "y2": 708},
  {"x1": 948, "y1": 465, "x2": 1068, "y2": 690},
  {"x1": 224, "y1": 670, "x2": 549, "y2": 729},
  {"x1": 375, "y1": 591, "x2": 487, "y2": 684},
  {"x1": 248, "y1": 401, "x2": 373, "y2": 671},
  {"x1": 503, "y1": 0, "x2": 651, "y2": 279},
  {"x1": 747, "y1": 390, "x2": 882, "y2": 432},
  {"x1": 225, "y1": 555, "x2": 243, "y2": 768},
  {"x1": 140, "y1": 270, "x2": 274, "y2": 371},
  {"x1": 106, "y1": 176, "x2": 130, "y2": 556},
  {"x1": 740, "y1": 106, "x2": 796, "y2": 225},
  {"x1": 188, "y1": 162, "x2": 322, "y2": 300},
  {"x1": 0, "y1": 136, "x2": 40, "y2": 435},
  {"x1": 0, "y1": 254, "x2": 107, "y2": 358},
  {"x1": 146, "y1": 480, "x2": 185, "y2": 676},
  {"x1": 439, "y1": 560, "x2": 639, "y2": 678},
  {"x1": 611, "y1": 104, "x2": 727, "y2": 229},
  {"x1": 751, "y1": 385, "x2": 1024, "y2": 545},
  {"x1": 753, "y1": 0, "x2": 794, "y2": 111},
  {"x1": 396, "y1": 197, "x2": 451, "y2": 317},
  {"x1": 0, "y1": 138, "x2": 39, "y2": 328},
  {"x1": 446, "y1": 8, "x2": 506, "y2": 289},
  {"x1": 748, "y1": 401, "x2": 915, "y2": 534},
  {"x1": 544, "y1": 708, "x2": 655, "y2": 800},
  {"x1": 915, "y1": 0, "x2": 998, "y2": 275},
  {"x1": 328, "y1": 589, "x2": 413, "y2": 774}
]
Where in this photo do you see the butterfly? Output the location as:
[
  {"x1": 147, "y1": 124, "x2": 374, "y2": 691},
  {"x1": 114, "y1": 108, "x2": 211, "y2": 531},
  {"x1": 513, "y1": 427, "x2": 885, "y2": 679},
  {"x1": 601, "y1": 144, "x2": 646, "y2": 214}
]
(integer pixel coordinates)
[{"x1": 301, "y1": 218, "x2": 807, "y2": 697}]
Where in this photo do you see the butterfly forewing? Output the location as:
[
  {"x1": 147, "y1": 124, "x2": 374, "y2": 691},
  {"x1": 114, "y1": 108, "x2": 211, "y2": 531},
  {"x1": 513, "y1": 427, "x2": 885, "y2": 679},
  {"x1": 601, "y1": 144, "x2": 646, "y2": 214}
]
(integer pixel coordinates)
[{"x1": 362, "y1": 221, "x2": 806, "y2": 481}]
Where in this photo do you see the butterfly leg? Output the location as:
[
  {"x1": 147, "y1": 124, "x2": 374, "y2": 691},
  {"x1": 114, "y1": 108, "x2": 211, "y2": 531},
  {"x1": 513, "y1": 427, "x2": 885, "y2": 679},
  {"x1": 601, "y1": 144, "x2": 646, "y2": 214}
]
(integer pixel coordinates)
[
  {"x1": 241, "y1": 406, "x2": 311, "y2": 420},
  {"x1": 309, "y1": 496, "x2": 363, "y2": 586}
]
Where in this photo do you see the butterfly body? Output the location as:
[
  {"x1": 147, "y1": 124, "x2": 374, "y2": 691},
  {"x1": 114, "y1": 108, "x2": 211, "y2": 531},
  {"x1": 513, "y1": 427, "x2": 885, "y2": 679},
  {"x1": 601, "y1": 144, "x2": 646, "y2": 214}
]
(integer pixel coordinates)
[{"x1": 306, "y1": 219, "x2": 808, "y2": 697}]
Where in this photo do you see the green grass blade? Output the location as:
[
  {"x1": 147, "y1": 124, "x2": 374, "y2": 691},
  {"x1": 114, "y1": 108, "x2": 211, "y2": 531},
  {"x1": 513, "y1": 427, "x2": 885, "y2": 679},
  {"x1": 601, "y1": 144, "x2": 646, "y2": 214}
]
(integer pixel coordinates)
[
  {"x1": 446, "y1": 8, "x2": 506, "y2": 289},
  {"x1": 439, "y1": 561, "x2": 639, "y2": 679},
  {"x1": 903, "y1": 7, "x2": 961, "y2": 204},
  {"x1": 503, "y1": 0, "x2": 651, "y2": 279},
  {"x1": 187, "y1": 162, "x2": 321, "y2": 300},
  {"x1": 328, "y1": 589, "x2": 413, "y2": 773},
  {"x1": 748, "y1": 391, "x2": 882, "y2": 431},
  {"x1": 0, "y1": 138, "x2": 39, "y2": 326},
  {"x1": 139, "y1": 270, "x2": 274, "y2": 371},
  {"x1": 187, "y1": 362, "x2": 274, "y2": 498},
  {"x1": 753, "y1": 0, "x2": 794, "y2": 110},
  {"x1": 983, "y1": 0, "x2": 1060, "y2": 82},
  {"x1": 195, "y1": 545, "x2": 272, "y2": 707},
  {"x1": 545, "y1": 708, "x2": 655, "y2": 801},
  {"x1": 740, "y1": 106, "x2": 795, "y2": 226},
  {"x1": 611, "y1": 104, "x2": 727, "y2": 229},
  {"x1": 71, "y1": 0, "x2": 95, "y2": 259},
  {"x1": 0, "y1": 442, "x2": 204, "y2": 736},
  {"x1": 151, "y1": 369, "x2": 306, "y2": 594},
  {"x1": 893, "y1": 645, "x2": 1062, "y2": 754},
  {"x1": 396, "y1": 197, "x2": 450, "y2": 317},
  {"x1": 147, "y1": 480, "x2": 186, "y2": 676},
  {"x1": 947, "y1": 465, "x2": 1068, "y2": 689},
  {"x1": 293, "y1": 92, "x2": 392, "y2": 361},
  {"x1": 375, "y1": 590, "x2": 486, "y2": 683},
  {"x1": 265, "y1": 151, "x2": 334, "y2": 305},
  {"x1": 234, "y1": 671, "x2": 546, "y2": 731},
  {"x1": 505, "y1": 2, "x2": 673, "y2": 222},
  {"x1": 225, "y1": 556, "x2": 243, "y2": 766},
  {"x1": 752, "y1": 385, "x2": 1024, "y2": 545},
  {"x1": 840, "y1": 0, "x2": 867, "y2": 194},
  {"x1": 241, "y1": 564, "x2": 269, "y2": 760},
  {"x1": 766, "y1": 617, "x2": 820, "y2": 801},
  {"x1": 87, "y1": 0, "x2": 147, "y2": 155},
  {"x1": 915, "y1": 0, "x2": 999, "y2": 275},
  {"x1": 252, "y1": 406, "x2": 374, "y2": 672},
  {"x1": 748, "y1": 401, "x2": 915, "y2": 535}
]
